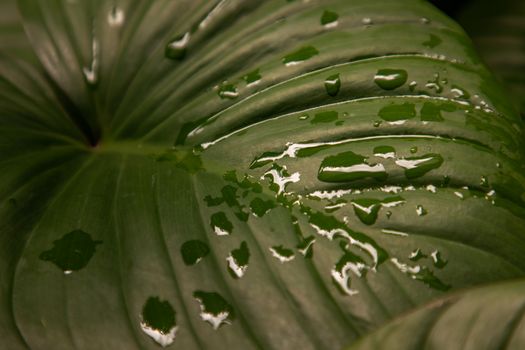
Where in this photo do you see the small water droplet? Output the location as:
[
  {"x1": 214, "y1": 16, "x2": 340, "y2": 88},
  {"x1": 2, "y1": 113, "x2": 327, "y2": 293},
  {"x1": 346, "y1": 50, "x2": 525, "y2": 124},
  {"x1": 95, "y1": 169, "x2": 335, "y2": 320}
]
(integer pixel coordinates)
[
  {"x1": 430, "y1": 250, "x2": 447, "y2": 268},
  {"x1": 108, "y1": 6, "x2": 125, "y2": 27},
  {"x1": 361, "y1": 17, "x2": 372, "y2": 25},
  {"x1": 226, "y1": 241, "x2": 250, "y2": 278},
  {"x1": 480, "y1": 176, "x2": 489, "y2": 187},
  {"x1": 409, "y1": 81, "x2": 417, "y2": 92},
  {"x1": 141, "y1": 297, "x2": 177, "y2": 347},
  {"x1": 165, "y1": 32, "x2": 191, "y2": 60},
  {"x1": 40, "y1": 230, "x2": 102, "y2": 273},
  {"x1": 193, "y1": 291, "x2": 234, "y2": 330},
  {"x1": 283, "y1": 46, "x2": 319, "y2": 66},
  {"x1": 269, "y1": 245, "x2": 295, "y2": 263},
  {"x1": 425, "y1": 73, "x2": 443, "y2": 93},
  {"x1": 426, "y1": 184, "x2": 437, "y2": 193},
  {"x1": 321, "y1": 10, "x2": 339, "y2": 28},
  {"x1": 416, "y1": 205, "x2": 427, "y2": 216},
  {"x1": 83, "y1": 39, "x2": 99, "y2": 86},
  {"x1": 409, "y1": 249, "x2": 425, "y2": 261},
  {"x1": 374, "y1": 69, "x2": 408, "y2": 90},
  {"x1": 386, "y1": 211, "x2": 392, "y2": 218},
  {"x1": 210, "y1": 212, "x2": 233, "y2": 236},
  {"x1": 298, "y1": 114, "x2": 309, "y2": 120},
  {"x1": 410, "y1": 146, "x2": 418, "y2": 154},
  {"x1": 181, "y1": 240, "x2": 210, "y2": 265},
  {"x1": 420, "y1": 17, "x2": 430, "y2": 24},
  {"x1": 324, "y1": 74, "x2": 341, "y2": 96},
  {"x1": 297, "y1": 236, "x2": 315, "y2": 258},
  {"x1": 373, "y1": 120, "x2": 382, "y2": 127},
  {"x1": 216, "y1": 82, "x2": 238, "y2": 99},
  {"x1": 243, "y1": 68, "x2": 261, "y2": 86}
]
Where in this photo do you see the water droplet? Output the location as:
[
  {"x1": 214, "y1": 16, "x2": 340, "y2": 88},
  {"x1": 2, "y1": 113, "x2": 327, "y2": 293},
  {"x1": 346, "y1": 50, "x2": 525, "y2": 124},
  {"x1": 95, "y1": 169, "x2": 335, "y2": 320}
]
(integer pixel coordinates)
[
  {"x1": 373, "y1": 120, "x2": 382, "y2": 127},
  {"x1": 409, "y1": 81, "x2": 417, "y2": 92},
  {"x1": 410, "y1": 146, "x2": 418, "y2": 154},
  {"x1": 451, "y1": 85, "x2": 470, "y2": 99},
  {"x1": 374, "y1": 69, "x2": 408, "y2": 90},
  {"x1": 381, "y1": 229, "x2": 408, "y2": 237},
  {"x1": 283, "y1": 46, "x2": 319, "y2": 66},
  {"x1": 430, "y1": 250, "x2": 447, "y2": 268},
  {"x1": 311, "y1": 110, "x2": 338, "y2": 124},
  {"x1": 386, "y1": 211, "x2": 392, "y2": 218},
  {"x1": 318, "y1": 151, "x2": 387, "y2": 182},
  {"x1": 454, "y1": 191, "x2": 464, "y2": 199},
  {"x1": 40, "y1": 230, "x2": 101, "y2": 274},
  {"x1": 480, "y1": 176, "x2": 489, "y2": 187},
  {"x1": 108, "y1": 6, "x2": 125, "y2": 27},
  {"x1": 351, "y1": 199, "x2": 382, "y2": 225},
  {"x1": 263, "y1": 164, "x2": 300, "y2": 194},
  {"x1": 243, "y1": 68, "x2": 261, "y2": 86},
  {"x1": 165, "y1": 32, "x2": 191, "y2": 60},
  {"x1": 226, "y1": 242, "x2": 250, "y2": 278},
  {"x1": 297, "y1": 236, "x2": 315, "y2": 258},
  {"x1": 426, "y1": 184, "x2": 437, "y2": 193},
  {"x1": 420, "y1": 17, "x2": 430, "y2": 24},
  {"x1": 324, "y1": 74, "x2": 341, "y2": 96},
  {"x1": 332, "y1": 251, "x2": 367, "y2": 296},
  {"x1": 395, "y1": 154, "x2": 444, "y2": 179},
  {"x1": 210, "y1": 212, "x2": 233, "y2": 236},
  {"x1": 321, "y1": 10, "x2": 339, "y2": 27},
  {"x1": 391, "y1": 258, "x2": 450, "y2": 291},
  {"x1": 298, "y1": 114, "x2": 309, "y2": 120},
  {"x1": 181, "y1": 240, "x2": 210, "y2": 265},
  {"x1": 361, "y1": 17, "x2": 372, "y2": 25},
  {"x1": 425, "y1": 73, "x2": 443, "y2": 93},
  {"x1": 374, "y1": 145, "x2": 396, "y2": 159},
  {"x1": 216, "y1": 82, "x2": 238, "y2": 99},
  {"x1": 193, "y1": 291, "x2": 234, "y2": 330},
  {"x1": 423, "y1": 34, "x2": 442, "y2": 48},
  {"x1": 409, "y1": 249, "x2": 426, "y2": 261},
  {"x1": 378, "y1": 103, "x2": 416, "y2": 122},
  {"x1": 83, "y1": 39, "x2": 99, "y2": 86},
  {"x1": 140, "y1": 297, "x2": 177, "y2": 347},
  {"x1": 249, "y1": 197, "x2": 275, "y2": 217},
  {"x1": 269, "y1": 245, "x2": 295, "y2": 263},
  {"x1": 416, "y1": 205, "x2": 427, "y2": 216}
]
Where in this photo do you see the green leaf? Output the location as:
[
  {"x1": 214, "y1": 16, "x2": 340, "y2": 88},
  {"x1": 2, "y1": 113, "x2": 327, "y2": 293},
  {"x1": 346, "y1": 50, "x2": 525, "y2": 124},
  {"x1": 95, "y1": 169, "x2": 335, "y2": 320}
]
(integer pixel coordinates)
[
  {"x1": 2, "y1": 0, "x2": 525, "y2": 349},
  {"x1": 345, "y1": 278, "x2": 525, "y2": 350}
]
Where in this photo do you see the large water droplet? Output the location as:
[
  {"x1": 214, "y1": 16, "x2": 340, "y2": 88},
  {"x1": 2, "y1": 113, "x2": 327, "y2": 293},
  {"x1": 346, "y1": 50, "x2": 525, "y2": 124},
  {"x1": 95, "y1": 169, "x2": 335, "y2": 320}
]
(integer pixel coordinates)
[
  {"x1": 226, "y1": 241, "x2": 250, "y2": 278},
  {"x1": 193, "y1": 291, "x2": 234, "y2": 330},
  {"x1": 430, "y1": 250, "x2": 447, "y2": 268},
  {"x1": 318, "y1": 151, "x2": 387, "y2": 182},
  {"x1": 40, "y1": 230, "x2": 102, "y2": 274},
  {"x1": 210, "y1": 212, "x2": 233, "y2": 236},
  {"x1": 165, "y1": 32, "x2": 191, "y2": 60},
  {"x1": 395, "y1": 154, "x2": 444, "y2": 179},
  {"x1": 181, "y1": 240, "x2": 210, "y2": 265},
  {"x1": 324, "y1": 74, "x2": 341, "y2": 96},
  {"x1": 283, "y1": 46, "x2": 319, "y2": 66},
  {"x1": 351, "y1": 199, "x2": 382, "y2": 225},
  {"x1": 374, "y1": 69, "x2": 408, "y2": 90},
  {"x1": 140, "y1": 297, "x2": 177, "y2": 347}
]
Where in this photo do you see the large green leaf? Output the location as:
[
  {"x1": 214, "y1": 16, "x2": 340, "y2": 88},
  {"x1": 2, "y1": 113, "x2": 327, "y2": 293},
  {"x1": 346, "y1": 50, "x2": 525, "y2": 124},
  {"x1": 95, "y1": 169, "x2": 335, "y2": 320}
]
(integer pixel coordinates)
[
  {"x1": 345, "y1": 278, "x2": 525, "y2": 350},
  {"x1": 2, "y1": 0, "x2": 525, "y2": 349}
]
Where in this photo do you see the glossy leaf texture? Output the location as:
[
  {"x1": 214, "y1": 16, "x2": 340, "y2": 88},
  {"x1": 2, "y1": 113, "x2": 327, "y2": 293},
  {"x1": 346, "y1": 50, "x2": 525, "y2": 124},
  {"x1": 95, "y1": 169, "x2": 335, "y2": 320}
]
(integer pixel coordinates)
[
  {"x1": 459, "y1": 0, "x2": 525, "y2": 118},
  {"x1": 345, "y1": 278, "x2": 525, "y2": 350},
  {"x1": 1, "y1": 0, "x2": 525, "y2": 349}
]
